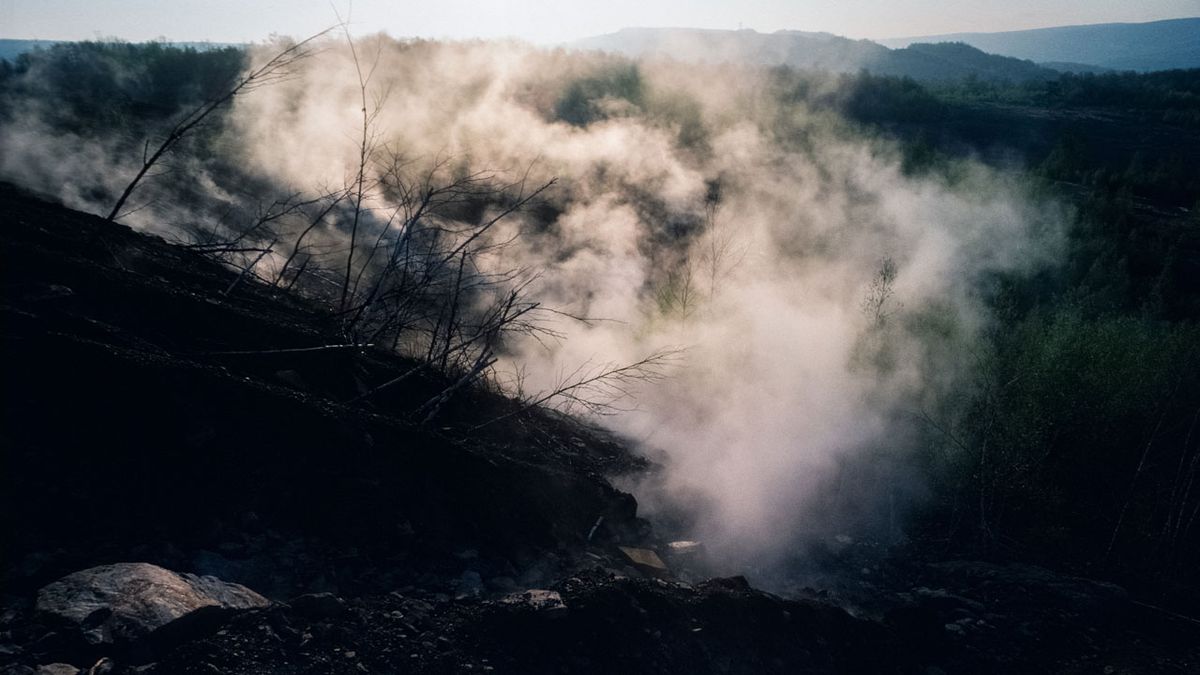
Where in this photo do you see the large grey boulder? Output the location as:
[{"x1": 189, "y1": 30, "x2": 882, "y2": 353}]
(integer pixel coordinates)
[
  {"x1": 36, "y1": 563, "x2": 269, "y2": 650},
  {"x1": 35, "y1": 665, "x2": 79, "y2": 675}
]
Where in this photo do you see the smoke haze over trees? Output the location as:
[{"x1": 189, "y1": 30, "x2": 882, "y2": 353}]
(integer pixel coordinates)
[{"x1": 1, "y1": 33, "x2": 1198, "y2": 592}]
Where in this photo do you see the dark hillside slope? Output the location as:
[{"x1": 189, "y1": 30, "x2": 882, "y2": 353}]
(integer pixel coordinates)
[{"x1": 0, "y1": 181, "x2": 646, "y2": 594}]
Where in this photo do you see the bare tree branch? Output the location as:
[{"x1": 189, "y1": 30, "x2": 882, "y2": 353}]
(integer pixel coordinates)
[{"x1": 107, "y1": 29, "x2": 334, "y2": 222}]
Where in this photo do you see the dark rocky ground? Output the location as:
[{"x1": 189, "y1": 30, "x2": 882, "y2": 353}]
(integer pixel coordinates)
[{"x1": 2, "y1": 183, "x2": 1198, "y2": 674}]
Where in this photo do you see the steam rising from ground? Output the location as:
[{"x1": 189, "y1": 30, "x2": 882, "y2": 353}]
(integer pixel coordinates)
[{"x1": 0, "y1": 37, "x2": 1064, "y2": 574}]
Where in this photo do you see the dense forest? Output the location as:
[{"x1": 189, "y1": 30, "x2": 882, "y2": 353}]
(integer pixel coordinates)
[
  {"x1": 807, "y1": 65, "x2": 1200, "y2": 588},
  {"x1": 2, "y1": 37, "x2": 1199, "y2": 621}
]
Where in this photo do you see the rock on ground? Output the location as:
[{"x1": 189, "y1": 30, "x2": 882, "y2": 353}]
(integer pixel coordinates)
[{"x1": 36, "y1": 563, "x2": 269, "y2": 651}]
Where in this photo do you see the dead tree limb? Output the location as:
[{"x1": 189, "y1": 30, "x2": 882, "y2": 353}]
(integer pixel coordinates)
[
  {"x1": 472, "y1": 349, "x2": 682, "y2": 430},
  {"x1": 223, "y1": 237, "x2": 277, "y2": 296},
  {"x1": 336, "y1": 14, "x2": 385, "y2": 313},
  {"x1": 107, "y1": 29, "x2": 332, "y2": 222},
  {"x1": 199, "y1": 343, "x2": 373, "y2": 356},
  {"x1": 416, "y1": 351, "x2": 498, "y2": 425}
]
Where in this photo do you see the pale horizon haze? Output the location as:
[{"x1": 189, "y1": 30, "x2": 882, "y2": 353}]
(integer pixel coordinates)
[{"x1": 1, "y1": 0, "x2": 1198, "y2": 45}]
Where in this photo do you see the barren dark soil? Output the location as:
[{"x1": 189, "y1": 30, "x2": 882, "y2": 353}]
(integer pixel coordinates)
[{"x1": 2, "y1": 183, "x2": 1197, "y2": 673}]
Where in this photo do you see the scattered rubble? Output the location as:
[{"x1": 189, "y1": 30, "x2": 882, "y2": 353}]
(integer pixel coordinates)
[
  {"x1": 665, "y1": 540, "x2": 703, "y2": 557},
  {"x1": 617, "y1": 547, "x2": 670, "y2": 577},
  {"x1": 287, "y1": 593, "x2": 345, "y2": 620},
  {"x1": 499, "y1": 589, "x2": 568, "y2": 619}
]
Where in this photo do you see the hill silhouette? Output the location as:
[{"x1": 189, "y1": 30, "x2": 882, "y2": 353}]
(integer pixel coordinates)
[
  {"x1": 572, "y1": 27, "x2": 1058, "y2": 82},
  {"x1": 879, "y1": 17, "x2": 1200, "y2": 72}
]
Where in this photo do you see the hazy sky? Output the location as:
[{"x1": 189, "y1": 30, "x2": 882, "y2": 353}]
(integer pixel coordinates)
[{"x1": 2, "y1": 0, "x2": 1198, "y2": 44}]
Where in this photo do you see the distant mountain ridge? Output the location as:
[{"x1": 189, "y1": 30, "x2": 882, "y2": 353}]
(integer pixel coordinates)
[
  {"x1": 878, "y1": 18, "x2": 1200, "y2": 72},
  {"x1": 571, "y1": 27, "x2": 1060, "y2": 82}
]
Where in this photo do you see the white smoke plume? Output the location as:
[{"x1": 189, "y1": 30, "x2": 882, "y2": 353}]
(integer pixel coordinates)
[{"x1": 0, "y1": 36, "x2": 1066, "y2": 576}]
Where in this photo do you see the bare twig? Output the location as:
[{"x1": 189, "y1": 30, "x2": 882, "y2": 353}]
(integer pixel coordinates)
[
  {"x1": 199, "y1": 343, "x2": 373, "y2": 356},
  {"x1": 107, "y1": 29, "x2": 333, "y2": 222},
  {"x1": 223, "y1": 237, "x2": 277, "y2": 296},
  {"x1": 416, "y1": 351, "x2": 497, "y2": 425},
  {"x1": 472, "y1": 349, "x2": 682, "y2": 430}
]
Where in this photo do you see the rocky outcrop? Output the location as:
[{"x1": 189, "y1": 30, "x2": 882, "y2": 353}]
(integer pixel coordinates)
[{"x1": 36, "y1": 563, "x2": 268, "y2": 655}]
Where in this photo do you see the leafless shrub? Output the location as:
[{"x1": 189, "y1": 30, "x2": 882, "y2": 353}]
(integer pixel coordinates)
[
  {"x1": 862, "y1": 256, "x2": 899, "y2": 326},
  {"x1": 132, "y1": 33, "x2": 680, "y2": 429},
  {"x1": 657, "y1": 181, "x2": 745, "y2": 320}
]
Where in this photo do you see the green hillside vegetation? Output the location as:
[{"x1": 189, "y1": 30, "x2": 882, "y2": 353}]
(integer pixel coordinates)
[{"x1": 0, "y1": 41, "x2": 245, "y2": 136}]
